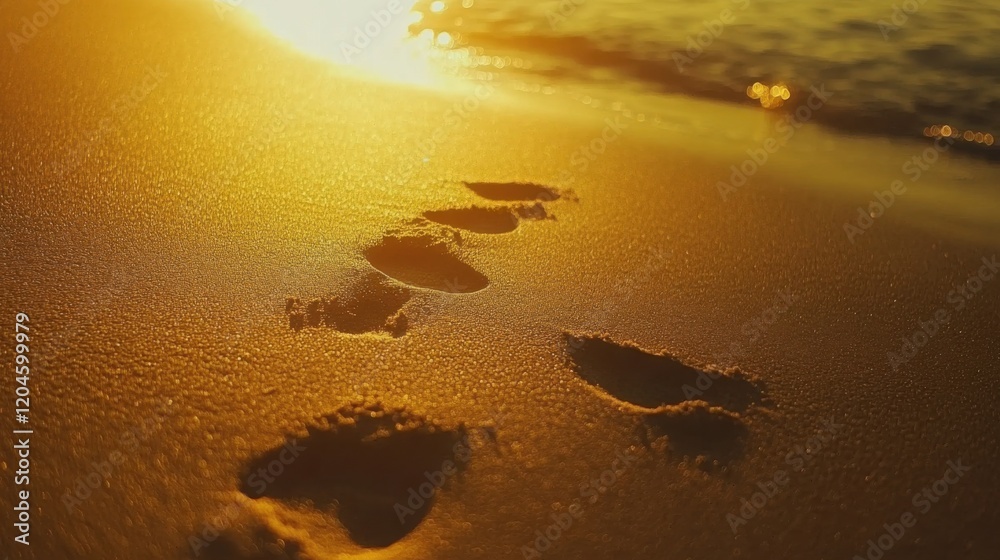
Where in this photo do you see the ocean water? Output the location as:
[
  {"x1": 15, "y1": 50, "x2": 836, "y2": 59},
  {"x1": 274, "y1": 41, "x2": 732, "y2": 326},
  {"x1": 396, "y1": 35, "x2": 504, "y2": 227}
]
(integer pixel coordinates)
[
  {"x1": 407, "y1": 0, "x2": 1000, "y2": 147},
  {"x1": 222, "y1": 0, "x2": 1000, "y2": 245}
]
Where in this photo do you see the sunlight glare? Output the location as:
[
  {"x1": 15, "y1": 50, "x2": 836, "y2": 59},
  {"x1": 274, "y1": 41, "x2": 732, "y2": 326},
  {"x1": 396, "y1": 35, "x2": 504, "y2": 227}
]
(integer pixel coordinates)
[{"x1": 222, "y1": 0, "x2": 465, "y2": 87}]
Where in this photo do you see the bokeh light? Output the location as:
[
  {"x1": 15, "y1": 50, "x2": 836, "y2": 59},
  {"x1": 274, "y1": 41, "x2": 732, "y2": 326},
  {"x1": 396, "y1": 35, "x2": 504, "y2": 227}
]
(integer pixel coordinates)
[
  {"x1": 924, "y1": 124, "x2": 997, "y2": 147},
  {"x1": 747, "y1": 81, "x2": 790, "y2": 109}
]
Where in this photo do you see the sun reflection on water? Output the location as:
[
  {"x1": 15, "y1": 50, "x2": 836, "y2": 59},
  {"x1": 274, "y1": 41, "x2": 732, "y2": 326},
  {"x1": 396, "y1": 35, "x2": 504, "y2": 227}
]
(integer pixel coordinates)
[{"x1": 221, "y1": 0, "x2": 473, "y2": 88}]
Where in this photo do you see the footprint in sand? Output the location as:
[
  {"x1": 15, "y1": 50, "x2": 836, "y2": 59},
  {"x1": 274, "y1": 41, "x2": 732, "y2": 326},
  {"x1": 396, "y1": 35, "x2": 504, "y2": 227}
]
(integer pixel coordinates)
[
  {"x1": 421, "y1": 202, "x2": 550, "y2": 234},
  {"x1": 360, "y1": 181, "x2": 566, "y2": 296},
  {"x1": 228, "y1": 181, "x2": 566, "y2": 556},
  {"x1": 462, "y1": 181, "x2": 562, "y2": 202},
  {"x1": 284, "y1": 271, "x2": 411, "y2": 336},
  {"x1": 219, "y1": 178, "x2": 772, "y2": 557},
  {"x1": 206, "y1": 403, "x2": 482, "y2": 557},
  {"x1": 285, "y1": 182, "x2": 567, "y2": 332},
  {"x1": 363, "y1": 233, "x2": 491, "y2": 294},
  {"x1": 564, "y1": 333, "x2": 768, "y2": 468}
]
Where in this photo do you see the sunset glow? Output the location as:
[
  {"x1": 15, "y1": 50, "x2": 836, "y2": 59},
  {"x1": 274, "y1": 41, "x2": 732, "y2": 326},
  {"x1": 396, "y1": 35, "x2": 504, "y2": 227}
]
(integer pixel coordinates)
[{"x1": 224, "y1": 0, "x2": 468, "y2": 87}]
